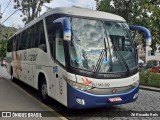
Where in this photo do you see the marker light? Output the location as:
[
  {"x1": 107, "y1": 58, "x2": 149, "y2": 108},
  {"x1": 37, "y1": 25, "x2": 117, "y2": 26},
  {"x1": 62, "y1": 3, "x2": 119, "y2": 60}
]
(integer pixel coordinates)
[{"x1": 133, "y1": 93, "x2": 139, "y2": 99}]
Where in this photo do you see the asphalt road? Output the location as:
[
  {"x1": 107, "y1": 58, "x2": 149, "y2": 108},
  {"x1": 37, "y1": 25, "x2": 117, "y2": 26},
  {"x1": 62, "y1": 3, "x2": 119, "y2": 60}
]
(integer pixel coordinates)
[{"x1": 0, "y1": 66, "x2": 160, "y2": 120}]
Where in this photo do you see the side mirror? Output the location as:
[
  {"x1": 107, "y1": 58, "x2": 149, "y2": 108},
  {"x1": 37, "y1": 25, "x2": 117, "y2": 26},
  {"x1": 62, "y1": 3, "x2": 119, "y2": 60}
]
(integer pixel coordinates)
[
  {"x1": 130, "y1": 25, "x2": 152, "y2": 46},
  {"x1": 53, "y1": 17, "x2": 71, "y2": 41},
  {"x1": 63, "y1": 18, "x2": 71, "y2": 41}
]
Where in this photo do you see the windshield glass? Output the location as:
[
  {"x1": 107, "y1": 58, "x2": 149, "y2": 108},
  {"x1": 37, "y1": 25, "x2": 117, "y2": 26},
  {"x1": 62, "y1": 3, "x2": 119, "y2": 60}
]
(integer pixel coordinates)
[
  {"x1": 104, "y1": 21, "x2": 137, "y2": 70},
  {"x1": 69, "y1": 17, "x2": 136, "y2": 73}
]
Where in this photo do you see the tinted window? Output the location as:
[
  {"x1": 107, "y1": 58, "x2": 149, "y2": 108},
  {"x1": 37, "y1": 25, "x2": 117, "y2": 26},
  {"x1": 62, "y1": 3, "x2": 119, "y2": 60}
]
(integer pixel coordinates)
[
  {"x1": 7, "y1": 38, "x2": 13, "y2": 52},
  {"x1": 16, "y1": 34, "x2": 21, "y2": 50},
  {"x1": 46, "y1": 22, "x2": 56, "y2": 57},
  {"x1": 13, "y1": 36, "x2": 17, "y2": 51},
  {"x1": 26, "y1": 26, "x2": 34, "y2": 49},
  {"x1": 19, "y1": 30, "x2": 28, "y2": 50},
  {"x1": 33, "y1": 24, "x2": 39, "y2": 48},
  {"x1": 38, "y1": 20, "x2": 47, "y2": 52}
]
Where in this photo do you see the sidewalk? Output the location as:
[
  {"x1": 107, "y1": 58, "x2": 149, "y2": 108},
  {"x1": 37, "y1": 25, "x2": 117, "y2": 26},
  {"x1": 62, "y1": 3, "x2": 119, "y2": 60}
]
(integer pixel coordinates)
[
  {"x1": 0, "y1": 66, "x2": 11, "y2": 79},
  {"x1": 0, "y1": 66, "x2": 64, "y2": 120},
  {"x1": 0, "y1": 77, "x2": 62, "y2": 118}
]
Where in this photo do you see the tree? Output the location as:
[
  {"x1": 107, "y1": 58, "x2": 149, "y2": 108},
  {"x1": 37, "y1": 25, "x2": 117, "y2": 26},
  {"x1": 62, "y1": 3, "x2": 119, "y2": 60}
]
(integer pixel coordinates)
[
  {"x1": 96, "y1": 0, "x2": 160, "y2": 50},
  {"x1": 0, "y1": 40, "x2": 7, "y2": 59},
  {"x1": 0, "y1": 32, "x2": 13, "y2": 59},
  {"x1": 13, "y1": 0, "x2": 53, "y2": 24},
  {"x1": 96, "y1": 0, "x2": 140, "y2": 22}
]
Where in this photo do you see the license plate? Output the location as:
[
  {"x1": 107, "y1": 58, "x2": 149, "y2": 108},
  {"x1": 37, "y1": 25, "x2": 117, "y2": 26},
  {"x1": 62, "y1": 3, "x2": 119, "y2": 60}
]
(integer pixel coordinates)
[{"x1": 108, "y1": 97, "x2": 122, "y2": 102}]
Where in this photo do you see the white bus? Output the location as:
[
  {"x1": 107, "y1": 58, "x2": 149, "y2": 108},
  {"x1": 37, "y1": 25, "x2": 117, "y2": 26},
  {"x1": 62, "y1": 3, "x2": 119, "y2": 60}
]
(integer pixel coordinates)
[{"x1": 6, "y1": 7, "x2": 151, "y2": 109}]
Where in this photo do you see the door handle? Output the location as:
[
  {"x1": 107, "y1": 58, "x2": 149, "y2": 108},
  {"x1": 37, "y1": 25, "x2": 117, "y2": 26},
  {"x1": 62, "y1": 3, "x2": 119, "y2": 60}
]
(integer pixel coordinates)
[{"x1": 56, "y1": 74, "x2": 58, "y2": 78}]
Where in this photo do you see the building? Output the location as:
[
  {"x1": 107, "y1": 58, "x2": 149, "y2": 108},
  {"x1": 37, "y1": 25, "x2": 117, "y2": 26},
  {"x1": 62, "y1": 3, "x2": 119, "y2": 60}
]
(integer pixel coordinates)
[{"x1": 146, "y1": 44, "x2": 160, "y2": 66}]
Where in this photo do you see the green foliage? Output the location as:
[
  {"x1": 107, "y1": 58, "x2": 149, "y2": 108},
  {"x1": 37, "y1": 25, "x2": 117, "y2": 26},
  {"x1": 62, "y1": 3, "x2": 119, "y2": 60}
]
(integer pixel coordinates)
[
  {"x1": 0, "y1": 24, "x2": 17, "y2": 40},
  {"x1": 14, "y1": 0, "x2": 53, "y2": 24},
  {"x1": 140, "y1": 70, "x2": 160, "y2": 87},
  {"x1": 0, "y1": 40, "x2": 7, "y2": 59},
  {"x1": 147, "y1": 60, "x2": 158, "y2": 68},
  {"x1": 96, "y1": 0, "x2": 160, "y2": 49},
  {"x1": 0, "y1": 25, "x2": 17, "y2": 58}
]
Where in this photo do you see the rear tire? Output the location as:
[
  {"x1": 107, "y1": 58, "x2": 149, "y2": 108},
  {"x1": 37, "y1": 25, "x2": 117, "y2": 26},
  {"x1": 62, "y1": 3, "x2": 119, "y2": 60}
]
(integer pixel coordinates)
[{"x1": 39, "y1": 77, "x2": 49, "y2": 104}]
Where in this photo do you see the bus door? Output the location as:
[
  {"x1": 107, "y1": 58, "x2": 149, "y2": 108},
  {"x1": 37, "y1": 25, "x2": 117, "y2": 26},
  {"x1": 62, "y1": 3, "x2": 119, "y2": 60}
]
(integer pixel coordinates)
[
  {"x1": 52, "y1": 22, "x2": 67, "y2": 105},
  {"x1": 48, "y1": 17, "x2": 71, "y2": 105}
]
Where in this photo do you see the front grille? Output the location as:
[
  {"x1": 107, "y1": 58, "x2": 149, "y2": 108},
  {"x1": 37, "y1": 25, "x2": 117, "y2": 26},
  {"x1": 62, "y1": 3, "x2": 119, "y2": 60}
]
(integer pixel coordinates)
[{"x1": 86, "y1": 85, "x2": 135, "y2": 95}]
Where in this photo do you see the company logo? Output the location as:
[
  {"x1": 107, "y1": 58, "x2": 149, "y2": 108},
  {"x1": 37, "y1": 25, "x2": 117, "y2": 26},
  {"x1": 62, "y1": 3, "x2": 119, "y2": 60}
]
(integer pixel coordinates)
[
  {"x1": 81, "y1": 77, "x2": 92, "y2": 85},
  {"x1": 2, "y1": 112, "x2": 11, "y2": 117},
  {"x1": 92, "y1": 82, "x2": 110, "y2": 88},
  {"x1": 23, "y1": 52, "x2": 37, "y2": 61}
]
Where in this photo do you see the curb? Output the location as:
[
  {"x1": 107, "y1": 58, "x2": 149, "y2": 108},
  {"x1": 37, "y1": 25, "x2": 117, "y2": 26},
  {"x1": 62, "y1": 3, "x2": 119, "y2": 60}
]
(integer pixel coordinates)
[{"x1": 139, "y1": 85, "x2": 160, "y2": 92}]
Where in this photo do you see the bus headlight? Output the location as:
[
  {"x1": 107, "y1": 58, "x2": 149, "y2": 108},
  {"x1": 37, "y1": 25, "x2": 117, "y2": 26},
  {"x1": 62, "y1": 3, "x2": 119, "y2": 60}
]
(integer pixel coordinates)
[{"x1": 67, "y1": 79, "x2": 93, "y2": 91}]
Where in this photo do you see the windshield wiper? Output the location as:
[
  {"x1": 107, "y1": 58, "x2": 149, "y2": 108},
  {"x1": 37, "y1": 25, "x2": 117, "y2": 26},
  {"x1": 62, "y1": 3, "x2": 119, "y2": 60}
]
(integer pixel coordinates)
[
  {"x1": 93, "y1": 38, "x2": 108, "y2": 77},
  {"x1": 112, "y1": 41, "x2": 130, "y2": 76},
  {"x1": 93, "y1": 49, "x2": 106, "y2": 77}
]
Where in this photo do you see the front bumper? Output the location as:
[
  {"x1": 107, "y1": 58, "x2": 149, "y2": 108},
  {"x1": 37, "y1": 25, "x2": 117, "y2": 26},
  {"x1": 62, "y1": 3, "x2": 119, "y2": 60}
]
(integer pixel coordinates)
[{"x1": 67, "y1": 84, "x2": 139, "y2": 109}]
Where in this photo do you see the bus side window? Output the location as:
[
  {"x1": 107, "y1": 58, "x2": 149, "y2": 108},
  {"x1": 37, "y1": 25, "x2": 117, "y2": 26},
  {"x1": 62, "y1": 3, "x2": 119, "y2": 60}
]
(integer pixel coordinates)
[
  {"x1": 26, "y1": 26, "x2": 34, "y2": 49},
  {"x1": 13, "y1": 36, "x2": 17, "y2": 51},
  {"x1": 48, "y1": 28, "x2": 55, "y2": 57},
  {"x1": 17, "y1": 34, "x2": 21, "y2": 50},
  {"x1": 38, "y1": 20, "x2": 47, "y2": 52},
  {"x1": 19, "y1": 30, "x2": 28, "y2": 50},
  {"x1": 7, "y1": 39, "x2": 13, "y2": 52},
  {"x1": 46, "y1": 20, "x2": 56, "y2": 57},
  {"x1": 34, "y1": 23, "x2": 40, "y2": 48}
]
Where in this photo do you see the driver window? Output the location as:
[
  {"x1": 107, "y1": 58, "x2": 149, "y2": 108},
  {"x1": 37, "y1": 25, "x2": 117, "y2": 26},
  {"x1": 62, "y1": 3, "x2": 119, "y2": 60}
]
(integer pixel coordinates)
[{"x1": 55, "y1": 24, "x2": 66, "y2": 66}]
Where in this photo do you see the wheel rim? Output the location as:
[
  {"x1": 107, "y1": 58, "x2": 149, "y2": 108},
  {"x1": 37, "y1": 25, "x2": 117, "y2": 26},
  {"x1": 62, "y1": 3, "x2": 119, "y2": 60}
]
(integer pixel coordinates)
[{"x1": 41, "y1": 83, "x2": 47, "y2": 98}]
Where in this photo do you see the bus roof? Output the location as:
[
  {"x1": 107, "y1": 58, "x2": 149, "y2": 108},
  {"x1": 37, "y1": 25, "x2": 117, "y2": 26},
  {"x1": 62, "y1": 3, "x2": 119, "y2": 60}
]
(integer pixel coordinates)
[
  {"x1": 45, "y1": 7, "x2": 126, "y2": 21},
  {"x1": 13, "y1": 7, "x2": 126, "y2": 36}
]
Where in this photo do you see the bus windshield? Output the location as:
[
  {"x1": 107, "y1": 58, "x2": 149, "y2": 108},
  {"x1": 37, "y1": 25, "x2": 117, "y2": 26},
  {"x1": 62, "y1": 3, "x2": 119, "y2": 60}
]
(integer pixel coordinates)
[{"x1": 69, "y1": 17, "x2": 137, "y2": 73}]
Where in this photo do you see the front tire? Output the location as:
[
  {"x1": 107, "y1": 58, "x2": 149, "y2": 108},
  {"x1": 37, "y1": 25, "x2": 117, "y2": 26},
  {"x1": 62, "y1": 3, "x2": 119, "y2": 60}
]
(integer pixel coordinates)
[{"x1": 39, "y1": 77, "x2": 49, "y2": 104}]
